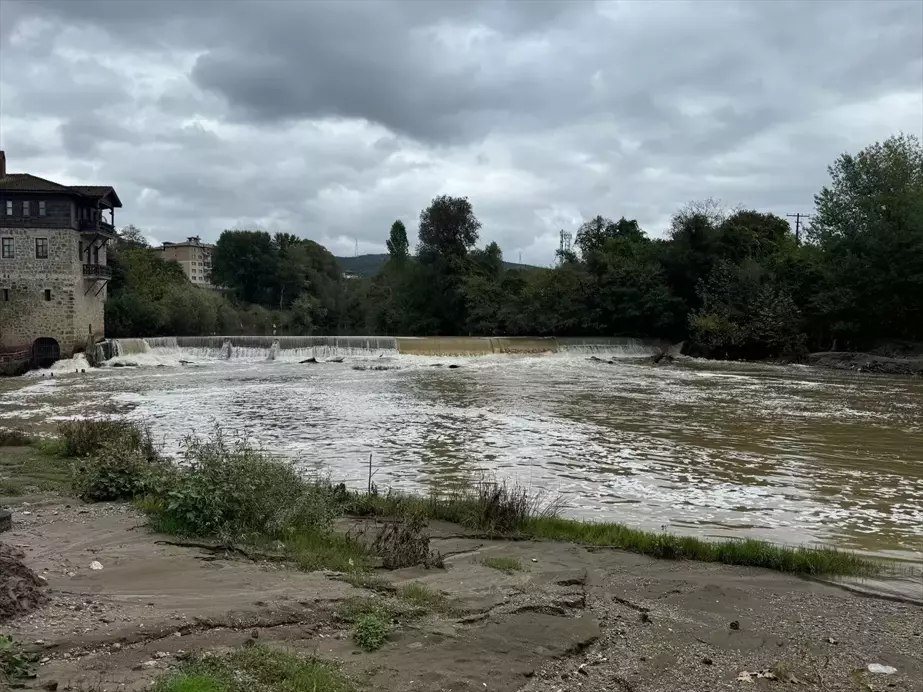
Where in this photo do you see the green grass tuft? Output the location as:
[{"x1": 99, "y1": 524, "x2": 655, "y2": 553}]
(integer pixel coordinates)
[
  {"x1": 275, "y1": 532, "x2": 368, "y2": 573},
  {"x1": 396, "y1": 582, "x2": 452, "y2": 612},
  {"x1": 481, "y1": 556, "x2": 524, "y2": 574},
  {"x1": 0, "y1": 428, "x2": 30, "y2": 447},
  {"x1": 522, "y1": 517, "x2": 880, "y2": 577},
  {"x1": 353, "y1": 613, "x2": 391, "y2": 652},
  {"x1": 0, "y1": 446, "x2": 72, "y2": 497},
  {"x1": 342, "y1": 480, "x2": 879, "y2": 577},
  {"x1": 151, "y1": 645, "x2": 353, "y2": 692}
]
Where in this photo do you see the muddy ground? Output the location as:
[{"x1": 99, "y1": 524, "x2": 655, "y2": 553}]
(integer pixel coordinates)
[{"x1": 2, "y1": 497, "x2": 922, "y2": 692}]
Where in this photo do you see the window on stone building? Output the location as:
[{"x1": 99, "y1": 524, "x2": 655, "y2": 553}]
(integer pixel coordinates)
[
  {"x1": 2, "y1": 289, "x2": 9, "y2": 302},
  {"x1": 44, "y1": 289, "x2": 51, "y2": 301},
  {"x1": 92, "y1": 244, "x2": 99, "y2": 265},
  {"x1": 22, "y1": 201, "x2": 30, "y2": 217},
  {"x1": 35, "y1": 238, "x2": 48, "y2": 259},
  {"x1": 78, "y1": 241, "x2": 84, "y2": 261},
  {"x1": 1, "y1": 238, "x2": 12, "y2": 259},
  {"x1": 39, "y1": 201, "x2": 46, "y2": 216},
  {"x1": 5, "y1": 201, "x2": 11, "y2": 216}
]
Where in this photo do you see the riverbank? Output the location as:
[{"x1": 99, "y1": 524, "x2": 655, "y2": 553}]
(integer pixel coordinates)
[
  {"x1": 1, "y1": 422, "x2": 885, "y2": 578},
  {"x1": 2, "y1": 498, "x2": 922, "y2": 691},
  {"x1": 2, "y1": 425, "x2": 922, "y2": 690},
  {"x1": 807, "y1": 351, "x2": 923, "y2": 377}
]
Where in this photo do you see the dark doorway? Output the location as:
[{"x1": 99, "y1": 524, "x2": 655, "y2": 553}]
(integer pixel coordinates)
[{"x1": 32, "y1": 337, "x2": 60, "y2": 368}]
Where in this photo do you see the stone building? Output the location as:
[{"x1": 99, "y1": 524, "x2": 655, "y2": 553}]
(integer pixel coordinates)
[
  {"x1": 155, "y1": 236, "x2": 214, "y2": 286},
  {"x1": 0, "y1": 151, "x2": 122, "y2": 366}
]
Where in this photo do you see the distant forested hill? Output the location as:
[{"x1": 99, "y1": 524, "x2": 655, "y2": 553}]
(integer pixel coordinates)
[{"x1": 336, "y1": 253, "x2": 538, "y2": 276}]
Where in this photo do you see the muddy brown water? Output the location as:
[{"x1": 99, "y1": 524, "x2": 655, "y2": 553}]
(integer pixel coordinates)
[{"x1": 2, "y1": 344, "x2": 922, "y2": 563}]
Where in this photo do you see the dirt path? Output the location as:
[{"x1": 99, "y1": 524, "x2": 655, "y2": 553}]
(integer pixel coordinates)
[{"x1": 3, "y1": 499, "x2": 922, "y2": 692}]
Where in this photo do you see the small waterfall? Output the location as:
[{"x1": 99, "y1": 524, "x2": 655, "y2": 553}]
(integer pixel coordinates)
[
  {"x1": 92, "y1": 335, "x2": 400, "y2": 364},
  {"x1": 556, "y1": 337, "x2": 661, "y2": 358},
  {"x1": 145, "y1": 337, "x2": 179, "y2": 350},
  {"x1": 111, "y1": 338, "x2": 150, "y2": 356}
]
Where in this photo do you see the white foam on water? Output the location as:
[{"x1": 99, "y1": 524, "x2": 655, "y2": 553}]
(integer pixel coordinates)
[
  {"x1": 4, "y1": 342, "x2": 922, "y2": 559},
  {"x1": 24, "y1": 353, "x2": 91, "y2": 377},
  {"x1": 96, "y1": 335, "x2": 400, "y2": 366}
]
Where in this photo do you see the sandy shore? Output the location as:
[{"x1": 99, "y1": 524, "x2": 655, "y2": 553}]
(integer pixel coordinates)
[{"x1": 1, "y1": 496, "x2": 920, "y2": 692}]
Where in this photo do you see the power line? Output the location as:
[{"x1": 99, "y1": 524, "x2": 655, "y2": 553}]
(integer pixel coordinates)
[{"x1": 786, "y1": 213, "x2": 813, "y2": 244}]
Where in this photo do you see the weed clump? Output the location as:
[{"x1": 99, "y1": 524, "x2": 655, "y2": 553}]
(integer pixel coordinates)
[
  {"x1": 59, "y1": 419, "x2": 157, "y2": 460},
  {"x1": 71, "y1": 438, "x2": 171, "y2": 502},
  {"x1": 61, "y1": 420, "x2": 162, "y2": 501},
  {"x1": 147, "y1": 430, "x2": 337, "y2": 543},
  {"x1": 371, "y1": 512, "x2": 443, "y2": 569},
  {"x1": 1, "y1": 636, "x2": 38, "y2": 688},
  {"x1": 397, "y1": 582, "x2": 452, "y2": 613},
  {"x1": 0, "y1": 429, "x2": 29, "y2": 447},
  {"x1": 151, "y1": 644, "x2": 353, "y2": 692},
  {"x1": 353, "y1": 613, "x2": 391, "y2": 651},
  {"x1": 481, "y1": 556, "x2": 523, "y2": 574}
]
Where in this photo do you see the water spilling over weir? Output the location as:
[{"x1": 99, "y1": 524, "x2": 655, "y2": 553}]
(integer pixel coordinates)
[
  {"x1": 95, "y1": 336, "x2": 400, "y2": 363},
  {"x1": 93, "y1": 335, "x2": 663, "y2": 364}
]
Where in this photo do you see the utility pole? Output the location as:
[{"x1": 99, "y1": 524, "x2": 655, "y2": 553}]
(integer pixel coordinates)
[
  {"x1": 786, "y1": 213, "x2": 813, "y2": 244},
  {"x1": 558, "y1": 228, "x2": 572, "y2": 260}
]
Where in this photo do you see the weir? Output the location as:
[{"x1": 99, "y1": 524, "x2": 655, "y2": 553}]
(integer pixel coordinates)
[
  {"x1": 93, "y1": 335, "x2": 664, "y2": 364},
  {"x1": 97, "y1": 335, "x2": 399, "y2": 363}
]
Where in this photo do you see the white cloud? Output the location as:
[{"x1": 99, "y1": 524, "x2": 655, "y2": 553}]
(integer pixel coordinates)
[{"x1": 0, "y1": 0, "x2": 920, "y2": 264}]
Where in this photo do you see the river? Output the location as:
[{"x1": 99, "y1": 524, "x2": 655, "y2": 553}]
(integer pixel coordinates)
[{"x1": 2, "y1": 337, "x2": 921, "y2": 563}]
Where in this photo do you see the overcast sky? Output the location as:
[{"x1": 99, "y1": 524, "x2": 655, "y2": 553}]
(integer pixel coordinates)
[{"x1": 1, "y1": 1, "x2": 921, "y2": 264}]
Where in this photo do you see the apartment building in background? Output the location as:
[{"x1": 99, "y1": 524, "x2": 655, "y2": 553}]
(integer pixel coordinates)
[
  {"x1": 0, "y1": 150, "x2": 121, "y2": 367},
  {"x1": 155, "y1": 236, "x2": 214, "y2": 286}
]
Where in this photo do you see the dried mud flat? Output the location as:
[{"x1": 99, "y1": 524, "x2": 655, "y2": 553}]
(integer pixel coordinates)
[{"x1": 2, "y1": 499, "x2": 922, "y2": 692}]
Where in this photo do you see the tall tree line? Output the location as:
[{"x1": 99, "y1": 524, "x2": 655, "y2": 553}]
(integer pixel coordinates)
[
  {"x1": 349, "y1": 133, "x2": 922, "y2": 357},
  {"x1": 108, "y1": 133, "x2": 922, "y2": 356}
]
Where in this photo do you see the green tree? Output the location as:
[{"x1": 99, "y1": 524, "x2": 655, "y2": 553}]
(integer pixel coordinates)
[
  {"x1": 416, "y1": 195, "x2": 482, "y2": 334},
  {"x1": 116, "y1": 224, "x2": 149, "y2": 249},
  {"x1": 211, "y1": 230, "x2": 278, "y2": 305},
  {"x1": 575, "y1": 215, "x2": 615, "y2": 257},
  {"x1": 290, "y1": 294, "x2": 326, "y2": 333},
  {"x1": 810, "y1": 133, "x2": 923, "y2": 345},
  {"x1": 386, "y1": 220, "x2": 409, "y2": 260},
  {"x1": 418, "y1": 195, "x2": 481, "y2": 259}
]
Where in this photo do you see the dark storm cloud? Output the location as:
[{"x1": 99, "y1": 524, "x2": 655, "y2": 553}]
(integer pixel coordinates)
[{"x1": 0, "y1": 0, "x2": 920, "y2": 262}]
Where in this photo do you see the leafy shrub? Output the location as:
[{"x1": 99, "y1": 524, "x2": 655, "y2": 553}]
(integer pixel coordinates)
[
  {"x1": 0, "y1": 429, "x2": 29, "y2": 447},
  {"x1": 152, "y1": 429, "x2": 336, "y2": 542},
  {"x1": 352, "y1": 613, "x2": 390, "y2": 652},
  {"x1": 67, "y1": 420, "x2": 166, "y2": 502},
  {"x1": 72, "y1": 440, "x2": 172, "y2": 502},
  {"x1": 1, "y1": 636, "x2": 37, "y2": 686},
  {"x1": 58, "y1": 419, "x2": 157, "y2": 460}
]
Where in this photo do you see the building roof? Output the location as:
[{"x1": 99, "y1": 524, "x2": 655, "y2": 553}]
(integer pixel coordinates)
[
  {"x1": 0, "y1": 174, "x2": 123, "y2": 207},
  {"x1": 69, "y1": 185, "x2": 123, "y2": 208}
]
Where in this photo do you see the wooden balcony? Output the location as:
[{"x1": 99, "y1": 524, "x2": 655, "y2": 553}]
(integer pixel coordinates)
[
  {"x1": 78, "y1": 218, "x2": 115, "y2": 234},
  {"x1": 82, "y1": 263, "x2": 112, "y2": 279}
]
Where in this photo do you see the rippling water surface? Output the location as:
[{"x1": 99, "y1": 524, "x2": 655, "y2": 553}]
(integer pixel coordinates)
[{"x1": 3, "y1": 347, "x2": 922, "y2": 560}]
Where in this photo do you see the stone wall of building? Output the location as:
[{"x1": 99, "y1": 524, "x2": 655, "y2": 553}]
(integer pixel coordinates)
[
  {"x1": 73, "y1": 274, "x2": 106, "y2": 352},
  {"x1": 0, "y1": 227, "x2": 106, "y2": 356}
]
